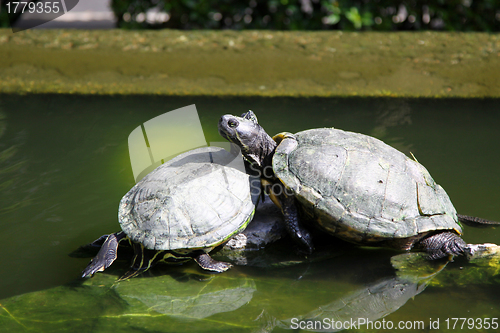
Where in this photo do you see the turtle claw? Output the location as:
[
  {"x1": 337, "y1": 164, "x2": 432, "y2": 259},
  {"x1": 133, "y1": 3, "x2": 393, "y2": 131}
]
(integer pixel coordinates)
[
  {"x1": 296, "y1": 241, "x2": 314, "y2": 256},
  {"x1": 81, "y1": 261, "x2": 105, "y2": 278},
  {"x1": 194, "y1": 253, "x2": 233, "y2": 273},
  {"x1": 82, "y1": 254, "x2": 108, "y2": 278},
  {"x1": 294, "y1": 229, "x2": 314, "y2": 255},
  {"x1": 419, "y1": 232, "x2": 467, "y2": 260},
  {"x1": 81, "y1": 232, "x2": 125, "y2": 278},
  {"x1": 280, "y1": 193, "x2": 314, "y2": 255},
  {"x1": 213, "y1": 261, "x2": 233, "y2": 272}
]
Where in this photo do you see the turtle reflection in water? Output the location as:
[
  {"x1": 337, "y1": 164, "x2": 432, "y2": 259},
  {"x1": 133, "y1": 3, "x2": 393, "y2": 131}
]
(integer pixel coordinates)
[
  {"x1": 82, "y1": 147, "x2": 259, "y2": 280},
  {"x1": 218, "y1": 111, "x2": 499, "y2": 259}
]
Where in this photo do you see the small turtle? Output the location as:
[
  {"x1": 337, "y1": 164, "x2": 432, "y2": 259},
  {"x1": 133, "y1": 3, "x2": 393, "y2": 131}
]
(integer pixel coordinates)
[
  {"x1": 82, "y1": 146, "x2": 259, "y2": 280},
  {"x1": 218, "y1": 111, "x2": 499, "y2": 259}
]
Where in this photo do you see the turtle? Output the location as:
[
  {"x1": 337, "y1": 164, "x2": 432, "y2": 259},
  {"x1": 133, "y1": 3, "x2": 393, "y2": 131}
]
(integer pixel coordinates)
[
  {"x1": 218, "y1": 111, "x2": 499, "y2": 260},
  {"x1": 82, "y1": 146, "x2": 259, "y2": 280}
]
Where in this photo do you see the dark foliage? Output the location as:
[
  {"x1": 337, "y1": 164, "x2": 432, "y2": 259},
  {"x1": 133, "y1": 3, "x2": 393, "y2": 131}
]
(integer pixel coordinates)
[
  {"x1": 0, "y1": 0, "x2": 499, "y2": 31},
  {"x1": 111, "y1": 0, "x2": 500, "y2": 31}
]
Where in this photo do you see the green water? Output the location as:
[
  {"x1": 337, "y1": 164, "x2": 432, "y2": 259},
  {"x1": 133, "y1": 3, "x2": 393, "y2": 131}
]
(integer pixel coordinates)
[{"x1": 0, "y1": 95, "x2": 499, "y2": 332}]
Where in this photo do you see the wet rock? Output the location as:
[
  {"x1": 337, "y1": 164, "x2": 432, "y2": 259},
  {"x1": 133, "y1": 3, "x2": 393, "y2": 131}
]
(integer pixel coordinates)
[
  {"x1": 216, "y1": 197, "x2": 288, "y2": 266},
  {"x1": 215, "y1": 196, "x2": 349, "y2": 267},
  {"x1": 465, "y1": 243, "x2": 500, "y2": 261},
  {"x1": 223, "y1": 196, "x2": 286, "y2": 251}
]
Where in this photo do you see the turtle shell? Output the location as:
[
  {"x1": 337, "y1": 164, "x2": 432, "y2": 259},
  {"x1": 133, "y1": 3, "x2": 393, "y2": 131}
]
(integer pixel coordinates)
[
  {"x1": 273, "y1": 128, "x2": 462, "y2": 245},
  {"x1": 119, "y1": 146, "x2": 259, "y2": 251}
]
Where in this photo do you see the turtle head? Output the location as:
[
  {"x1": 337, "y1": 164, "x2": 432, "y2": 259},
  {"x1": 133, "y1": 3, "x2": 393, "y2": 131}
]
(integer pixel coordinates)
[{"x1": 218, "y1": 111, "x2": 276, "y2": 169}]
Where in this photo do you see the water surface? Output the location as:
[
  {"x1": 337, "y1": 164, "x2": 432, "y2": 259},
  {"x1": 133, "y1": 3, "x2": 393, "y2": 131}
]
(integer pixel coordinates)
[{"x1": 0, "y1": 95, "x2": 499, "y2": 332}]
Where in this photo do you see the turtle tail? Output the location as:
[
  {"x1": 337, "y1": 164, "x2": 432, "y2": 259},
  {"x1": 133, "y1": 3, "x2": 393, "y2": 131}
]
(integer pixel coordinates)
[{"x1": 457, "y1": 214, "x2": 500, "y2": 227}]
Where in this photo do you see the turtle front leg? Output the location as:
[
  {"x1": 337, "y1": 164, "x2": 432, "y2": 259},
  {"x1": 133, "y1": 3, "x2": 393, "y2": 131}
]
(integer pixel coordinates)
[
  {"x1": 82, "y1": 231, "x2": 127, "y2": 278},
  {"x1": 194, "y1": 253, "x2": 233, "y2": 273},
  {"x1": 281, "y1": 193, "x2": 314, "y2": 254},
  {"x1": 418, "y1": 232, "x2": 467, "y2": 260}
]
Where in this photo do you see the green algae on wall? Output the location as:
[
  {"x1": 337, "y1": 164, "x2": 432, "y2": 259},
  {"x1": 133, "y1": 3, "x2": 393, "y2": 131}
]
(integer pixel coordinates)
[{"x1": 0, "y1": 29, "x2": 499, "y2": 97}]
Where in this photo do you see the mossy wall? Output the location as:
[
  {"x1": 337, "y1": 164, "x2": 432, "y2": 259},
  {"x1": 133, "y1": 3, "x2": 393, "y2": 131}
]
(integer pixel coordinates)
[{"x1": 1, "y1": 29, "x2": 499, "y2": 97}]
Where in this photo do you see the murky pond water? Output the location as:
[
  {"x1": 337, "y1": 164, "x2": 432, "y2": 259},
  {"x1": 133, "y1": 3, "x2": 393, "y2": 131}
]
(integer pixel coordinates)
[{"x1": 0, "y1": 95, "x2": 499, "y2": 332}]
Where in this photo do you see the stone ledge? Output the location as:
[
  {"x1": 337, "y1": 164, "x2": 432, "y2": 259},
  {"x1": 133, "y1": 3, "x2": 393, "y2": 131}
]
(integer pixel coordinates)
[{"x1": 0, "y1": 29, "x2": 499, "y2": 97}]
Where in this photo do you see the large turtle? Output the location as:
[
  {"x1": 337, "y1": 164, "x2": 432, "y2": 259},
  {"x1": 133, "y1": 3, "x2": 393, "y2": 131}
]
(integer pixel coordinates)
[
  {"x1": 82, "y1": 146, "x2": 259, "y2": 280},
  {"x1": 218, "y1": 111, "x2": 498, "y2": 259}
]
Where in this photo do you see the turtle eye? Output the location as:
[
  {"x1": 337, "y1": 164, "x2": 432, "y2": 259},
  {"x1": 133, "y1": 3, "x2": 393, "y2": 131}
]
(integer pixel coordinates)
[{"x1": 228, "y1": 119, "x2": 239, "y2": 128}]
